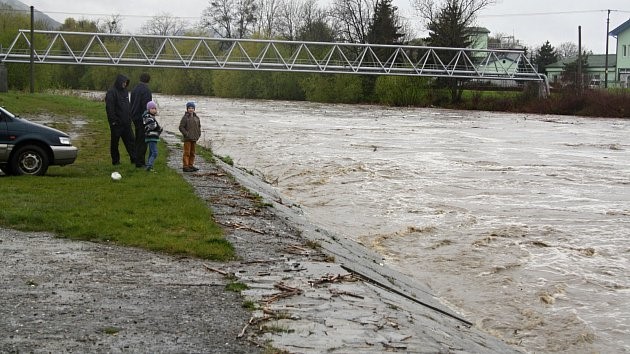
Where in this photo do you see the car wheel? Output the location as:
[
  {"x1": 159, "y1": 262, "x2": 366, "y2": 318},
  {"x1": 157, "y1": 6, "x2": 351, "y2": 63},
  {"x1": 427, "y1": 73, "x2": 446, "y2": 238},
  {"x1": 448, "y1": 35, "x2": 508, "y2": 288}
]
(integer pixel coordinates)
[{"x1": 11, "y1": 145, "x2": 49, "y2": 176}]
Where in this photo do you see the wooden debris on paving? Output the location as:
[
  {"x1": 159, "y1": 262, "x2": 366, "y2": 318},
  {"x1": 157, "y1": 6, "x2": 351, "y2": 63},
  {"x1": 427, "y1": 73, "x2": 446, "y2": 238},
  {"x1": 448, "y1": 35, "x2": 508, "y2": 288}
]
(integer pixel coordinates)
[
  {"x1": 216, "y1": 220, "x2": 266, "y2": 234},
  {"x1": 196, "y1": 171, "x2": 227, "y2": 177},
  {"x1": 238, "y1": 315, "x2": 272, "y2": 338},
  {"x1": 274, "y1": 283, "x2": 301, "y2": 292},
  {"x1": 308, "y1": 273, "x2": 357, "y2": 287},
  {"x1": 263, "y1": 282, "x2": 303, "y2": 304},
  {"x1": 376, "y1": 319, "x2": 401, "y2": 330},
  {"x1": 242, "y1": 259, "x2": 279, "y2": 264},
  {"x1": 284, "y1": 244, "x2": 328, "y2": 259},
  {"x1": 329, "y1": 288, "x2": 364, "y2": 299},
  {"x1": 285, "y1": 244, "x2": 311, "y2": 255},
  {"x1": 202, "y1": 264, "x2": 229, "y2": 276},
  {"x1": 382, "y1": 342, "x2": 408, "y2": 350},
  {"x1": 209, "y1": 199, "x2": 249, "y2": 208},
  {"x1": 262, "y1": 307, "x2": 300, "y2": 321}
]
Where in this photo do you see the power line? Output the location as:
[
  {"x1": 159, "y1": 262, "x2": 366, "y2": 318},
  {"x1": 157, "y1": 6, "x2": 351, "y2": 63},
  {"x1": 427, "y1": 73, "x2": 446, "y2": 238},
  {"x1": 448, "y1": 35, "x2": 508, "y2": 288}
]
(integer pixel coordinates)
[
  {"x1": 1, "y1": 8, "x2": 199, "y2": 21},
  {"x1": 5, "y1": 5, "x2": 629, "y2": 22},
  {"x1": 45, "y1": 11, "x2": 199, "y2": 20},
  {"x1": 480, "y1": 9, "x2": 628, "y2": 18}
]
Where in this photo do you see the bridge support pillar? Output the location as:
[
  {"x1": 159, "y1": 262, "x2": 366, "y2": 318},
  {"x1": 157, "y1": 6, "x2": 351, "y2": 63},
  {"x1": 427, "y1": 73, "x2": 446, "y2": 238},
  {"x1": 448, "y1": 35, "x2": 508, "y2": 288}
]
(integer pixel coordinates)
[
  {"x1": 537, "y1": 83, "x2": 547, "y2": 99},
  {"x1": 538, "y1": 75, "x2": 550, "y2": 99}
]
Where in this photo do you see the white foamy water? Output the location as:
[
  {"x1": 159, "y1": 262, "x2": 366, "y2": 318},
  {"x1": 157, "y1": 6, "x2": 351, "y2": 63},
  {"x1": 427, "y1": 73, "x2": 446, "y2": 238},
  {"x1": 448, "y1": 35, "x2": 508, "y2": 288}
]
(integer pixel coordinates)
[{"x1": 155, "y1": 95, "x2": 630, "y2": 353}]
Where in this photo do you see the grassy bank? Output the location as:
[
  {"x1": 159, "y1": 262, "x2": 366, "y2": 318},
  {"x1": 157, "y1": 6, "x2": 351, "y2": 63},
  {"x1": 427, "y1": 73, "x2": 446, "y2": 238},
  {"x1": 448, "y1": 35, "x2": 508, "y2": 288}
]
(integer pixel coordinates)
[
  {"x1": 455, "y1": 88, "x2": 630, "y2": 118},
  {"x1": 0, "y1": 92, "x2": 234, "y2": 260}
]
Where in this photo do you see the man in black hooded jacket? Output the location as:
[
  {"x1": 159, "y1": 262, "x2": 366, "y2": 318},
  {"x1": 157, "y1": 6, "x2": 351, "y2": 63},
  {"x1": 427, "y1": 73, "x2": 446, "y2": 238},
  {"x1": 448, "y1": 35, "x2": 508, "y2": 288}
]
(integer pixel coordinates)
[
  {"x1": 130, "y1": 73, "x2": 152, "y2": 168},
  {"x1": 105, "y1": 74, "x2": 136, "y2": 165}
]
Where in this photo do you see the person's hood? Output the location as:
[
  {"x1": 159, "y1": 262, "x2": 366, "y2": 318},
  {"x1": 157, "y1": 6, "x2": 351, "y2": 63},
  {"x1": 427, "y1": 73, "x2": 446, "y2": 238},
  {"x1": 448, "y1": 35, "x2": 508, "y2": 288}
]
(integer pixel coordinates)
[{"x1": 114, "y1": 74, "x2": 129, "y2": 90}]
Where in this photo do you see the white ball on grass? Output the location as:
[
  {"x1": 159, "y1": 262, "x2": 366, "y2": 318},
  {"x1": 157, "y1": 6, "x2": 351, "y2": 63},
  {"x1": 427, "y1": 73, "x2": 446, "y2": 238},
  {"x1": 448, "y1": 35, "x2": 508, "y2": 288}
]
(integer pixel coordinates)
[{"x1": 111, "y1": 171, "x2": 122, "y2": 181}]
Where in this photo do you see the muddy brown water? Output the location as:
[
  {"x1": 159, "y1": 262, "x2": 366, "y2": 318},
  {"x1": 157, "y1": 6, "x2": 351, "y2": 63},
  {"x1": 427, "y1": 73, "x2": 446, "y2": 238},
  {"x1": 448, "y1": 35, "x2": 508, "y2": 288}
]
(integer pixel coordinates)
[{"x1": 150, "y1": 95, "x2": 629, "y2": 353}]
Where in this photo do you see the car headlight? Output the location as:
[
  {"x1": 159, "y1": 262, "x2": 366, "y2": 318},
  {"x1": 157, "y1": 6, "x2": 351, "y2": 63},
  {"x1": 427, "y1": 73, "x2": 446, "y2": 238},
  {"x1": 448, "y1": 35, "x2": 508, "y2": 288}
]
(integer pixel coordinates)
[{"x1": 59, "y1": 137, "x2": 71, "y2": 145}]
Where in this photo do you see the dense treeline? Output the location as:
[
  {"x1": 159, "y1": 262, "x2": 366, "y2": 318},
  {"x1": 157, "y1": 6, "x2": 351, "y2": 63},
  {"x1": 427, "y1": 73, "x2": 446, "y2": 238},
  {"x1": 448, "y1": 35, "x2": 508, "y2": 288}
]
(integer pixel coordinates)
[
  {"x1": 1, "y1": 0, "x2": 440, "y2": 106},
  {"x1": 1, "y1": 2, "x2": 629, "y2": 117},
  {"x1": 0, "y1": 0, "x2": 511, "y2": 108}
]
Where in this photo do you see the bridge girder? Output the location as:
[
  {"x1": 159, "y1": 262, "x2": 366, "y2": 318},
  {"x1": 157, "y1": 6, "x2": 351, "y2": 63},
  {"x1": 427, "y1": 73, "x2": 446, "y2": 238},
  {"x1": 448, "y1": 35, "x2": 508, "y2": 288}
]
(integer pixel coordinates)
[{"x1": 0, "y1": 30, "x2": 545, "y2": 84}]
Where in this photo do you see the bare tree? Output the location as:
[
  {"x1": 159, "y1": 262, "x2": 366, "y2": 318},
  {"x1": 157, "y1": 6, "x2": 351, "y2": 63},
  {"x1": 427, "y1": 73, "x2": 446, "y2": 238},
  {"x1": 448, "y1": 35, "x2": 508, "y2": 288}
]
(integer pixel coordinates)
[
  {"x1": 256, "y1": 0, "x2": 281, "y2": 38},
  {"x1": 397, "y1": 18, "x2": 415, "y2": 44},
  {"x1": 277, "y1": 0, "x2": 303, "y2": 40},
  {"x1": 97, "y1": 14, "x2": 123, "y2": 34},
  {"x1": 202, "y1": 0, "x2": 232, "y2": 38},
  {"x1": 330, "y1": 0, "x2": 375, "y2": 43},
  {"x1": 201, "y1": 0, "x2": 258, "y2": 38},
  {"x1": 413, "y1": 0, "x2": 494, "y2": 27},
  {"x1": 556, "y1": 41, "x2": 579, "y2": 59},
  {"x1": 274, "y1": 0, "x2": 335, "y2": 41},
  {"x1": 140, "y1": 13, "x2": 188, "y2": 36}
]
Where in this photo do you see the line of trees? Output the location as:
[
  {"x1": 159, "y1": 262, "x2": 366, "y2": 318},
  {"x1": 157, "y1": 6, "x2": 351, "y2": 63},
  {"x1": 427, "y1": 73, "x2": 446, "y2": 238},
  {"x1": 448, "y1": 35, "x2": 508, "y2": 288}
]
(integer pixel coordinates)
[
  {"x1": 3, "y1": 0, "x2": 442, "y2": 105},
  {"x1": 2, "y1": 0, "x2": 597, "y2": 107}
]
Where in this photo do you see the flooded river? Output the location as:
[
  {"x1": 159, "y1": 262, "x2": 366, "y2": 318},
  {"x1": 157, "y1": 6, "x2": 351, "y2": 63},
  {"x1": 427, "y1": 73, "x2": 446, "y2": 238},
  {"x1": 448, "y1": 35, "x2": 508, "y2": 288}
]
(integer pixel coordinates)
[{"x1": 155, "y1": 95, "x2": 629, "y2": 353}]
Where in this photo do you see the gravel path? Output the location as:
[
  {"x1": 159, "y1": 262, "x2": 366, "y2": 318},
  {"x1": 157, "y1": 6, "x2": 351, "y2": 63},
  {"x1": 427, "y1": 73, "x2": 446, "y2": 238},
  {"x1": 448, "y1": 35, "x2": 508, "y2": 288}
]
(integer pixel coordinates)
[{"x1": 0, "y1": 228, "x2": 259, "y2": 353}]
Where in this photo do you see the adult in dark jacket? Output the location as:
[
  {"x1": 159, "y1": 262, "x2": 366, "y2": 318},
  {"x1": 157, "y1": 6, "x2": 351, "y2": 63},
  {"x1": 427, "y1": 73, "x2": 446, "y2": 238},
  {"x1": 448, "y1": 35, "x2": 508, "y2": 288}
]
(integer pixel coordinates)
[
  {"x1": 105, "y1": 74, "x2": 136, "y2": 165},
  {"x1": 130, "y1": 73, "x2": 152, "y2": 168}
]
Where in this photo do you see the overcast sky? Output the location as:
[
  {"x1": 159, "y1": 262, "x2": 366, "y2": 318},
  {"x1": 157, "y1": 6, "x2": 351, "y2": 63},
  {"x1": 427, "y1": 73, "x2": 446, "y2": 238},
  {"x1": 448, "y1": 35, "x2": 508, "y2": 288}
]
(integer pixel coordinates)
[{"x1": 23, "y1": 0, "x2": 630, "y2": 53}]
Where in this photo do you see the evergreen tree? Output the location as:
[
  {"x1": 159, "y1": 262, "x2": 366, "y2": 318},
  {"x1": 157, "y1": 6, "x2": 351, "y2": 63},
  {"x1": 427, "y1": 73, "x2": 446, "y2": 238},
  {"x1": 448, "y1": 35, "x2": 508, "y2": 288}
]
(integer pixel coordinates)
[
  {"x1": 367, "y1": 0, "x2": 404, "y2": 45},
  {"x1": 364, "y1": 0, "x2": 406, "y2": 102},
  {"x1": 426, "y1": 0, "x2": 472, "y2": 49},
  {"x1": 426, "y1": 0, "x2": 473, "y2": 103},
  {"x1": 297, "y1": 19, "x2": 336, "y2": 42},
  {"x1": 561, "y1": 53, "x2": 589, "y2": 91},
  {"x1": 535, "y1": 41, "x2": 558, "y2": 74},
  {"x1": 414, "y1": 0, "x2": 494, "y2": 102}
]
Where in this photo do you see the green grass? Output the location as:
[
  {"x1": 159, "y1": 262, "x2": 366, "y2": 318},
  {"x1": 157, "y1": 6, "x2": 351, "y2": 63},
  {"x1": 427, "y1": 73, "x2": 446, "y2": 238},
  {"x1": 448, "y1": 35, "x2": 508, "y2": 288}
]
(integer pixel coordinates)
[
  {"x1": 461, "y1": 90, "x2": 521, "y2": 100},
  {"x1": 226, "y1": 281, "x2": 249, "y2": 292},
  {"x1": 0, "y1": 92, "x2": 235, "y2": 260},
  {"x1": 242, "y1": 300, "x2": 257, "y2": 310},
  {"x1": 102, "y1": 326, "x2": 121, "y2": 335}
]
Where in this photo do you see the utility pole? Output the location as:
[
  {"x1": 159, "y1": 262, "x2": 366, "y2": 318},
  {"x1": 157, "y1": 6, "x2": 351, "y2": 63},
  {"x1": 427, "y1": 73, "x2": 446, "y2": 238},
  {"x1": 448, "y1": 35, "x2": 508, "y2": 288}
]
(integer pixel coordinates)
[
  {"x1": 605, "y1": 9, "x2": 610, "y2": 88},
  {"x1": 30, "y1": 6, "x2": 34, "y2": 94},
  {"x1": 578, "y1": 26, "x2": 582, "y2": 95}
]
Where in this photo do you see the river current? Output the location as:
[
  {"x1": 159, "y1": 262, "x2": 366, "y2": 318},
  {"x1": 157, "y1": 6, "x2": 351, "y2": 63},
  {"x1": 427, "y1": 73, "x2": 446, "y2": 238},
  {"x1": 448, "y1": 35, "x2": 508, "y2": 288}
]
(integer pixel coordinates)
[{"x1": 155, "y1": 95, "x2": 629, "y2": 353}]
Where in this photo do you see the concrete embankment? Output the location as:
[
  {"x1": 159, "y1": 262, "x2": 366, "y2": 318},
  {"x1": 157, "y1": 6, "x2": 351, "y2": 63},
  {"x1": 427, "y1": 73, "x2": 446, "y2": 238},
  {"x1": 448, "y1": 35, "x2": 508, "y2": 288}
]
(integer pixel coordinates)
[{"x1": 195, "y1": 131, "x2": 522, "y2": 353}]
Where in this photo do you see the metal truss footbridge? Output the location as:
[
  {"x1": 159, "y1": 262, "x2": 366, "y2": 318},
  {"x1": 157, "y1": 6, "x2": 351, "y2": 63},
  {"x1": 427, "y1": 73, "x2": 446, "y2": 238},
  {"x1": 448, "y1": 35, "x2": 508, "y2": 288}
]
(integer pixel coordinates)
[{"x1": 1, "y1": 30, "x2": 547, "y2": 86}]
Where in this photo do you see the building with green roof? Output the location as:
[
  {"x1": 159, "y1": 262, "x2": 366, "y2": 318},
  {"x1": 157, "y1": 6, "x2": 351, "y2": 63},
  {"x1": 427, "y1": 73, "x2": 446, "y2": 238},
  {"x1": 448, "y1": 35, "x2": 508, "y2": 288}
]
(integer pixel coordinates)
[
  {"x1": 545, "y1": 54, "x2": 617, "y2": 87},
  {"x1": 545, "y1": 18, "x2": 630, "y2": 88}
]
